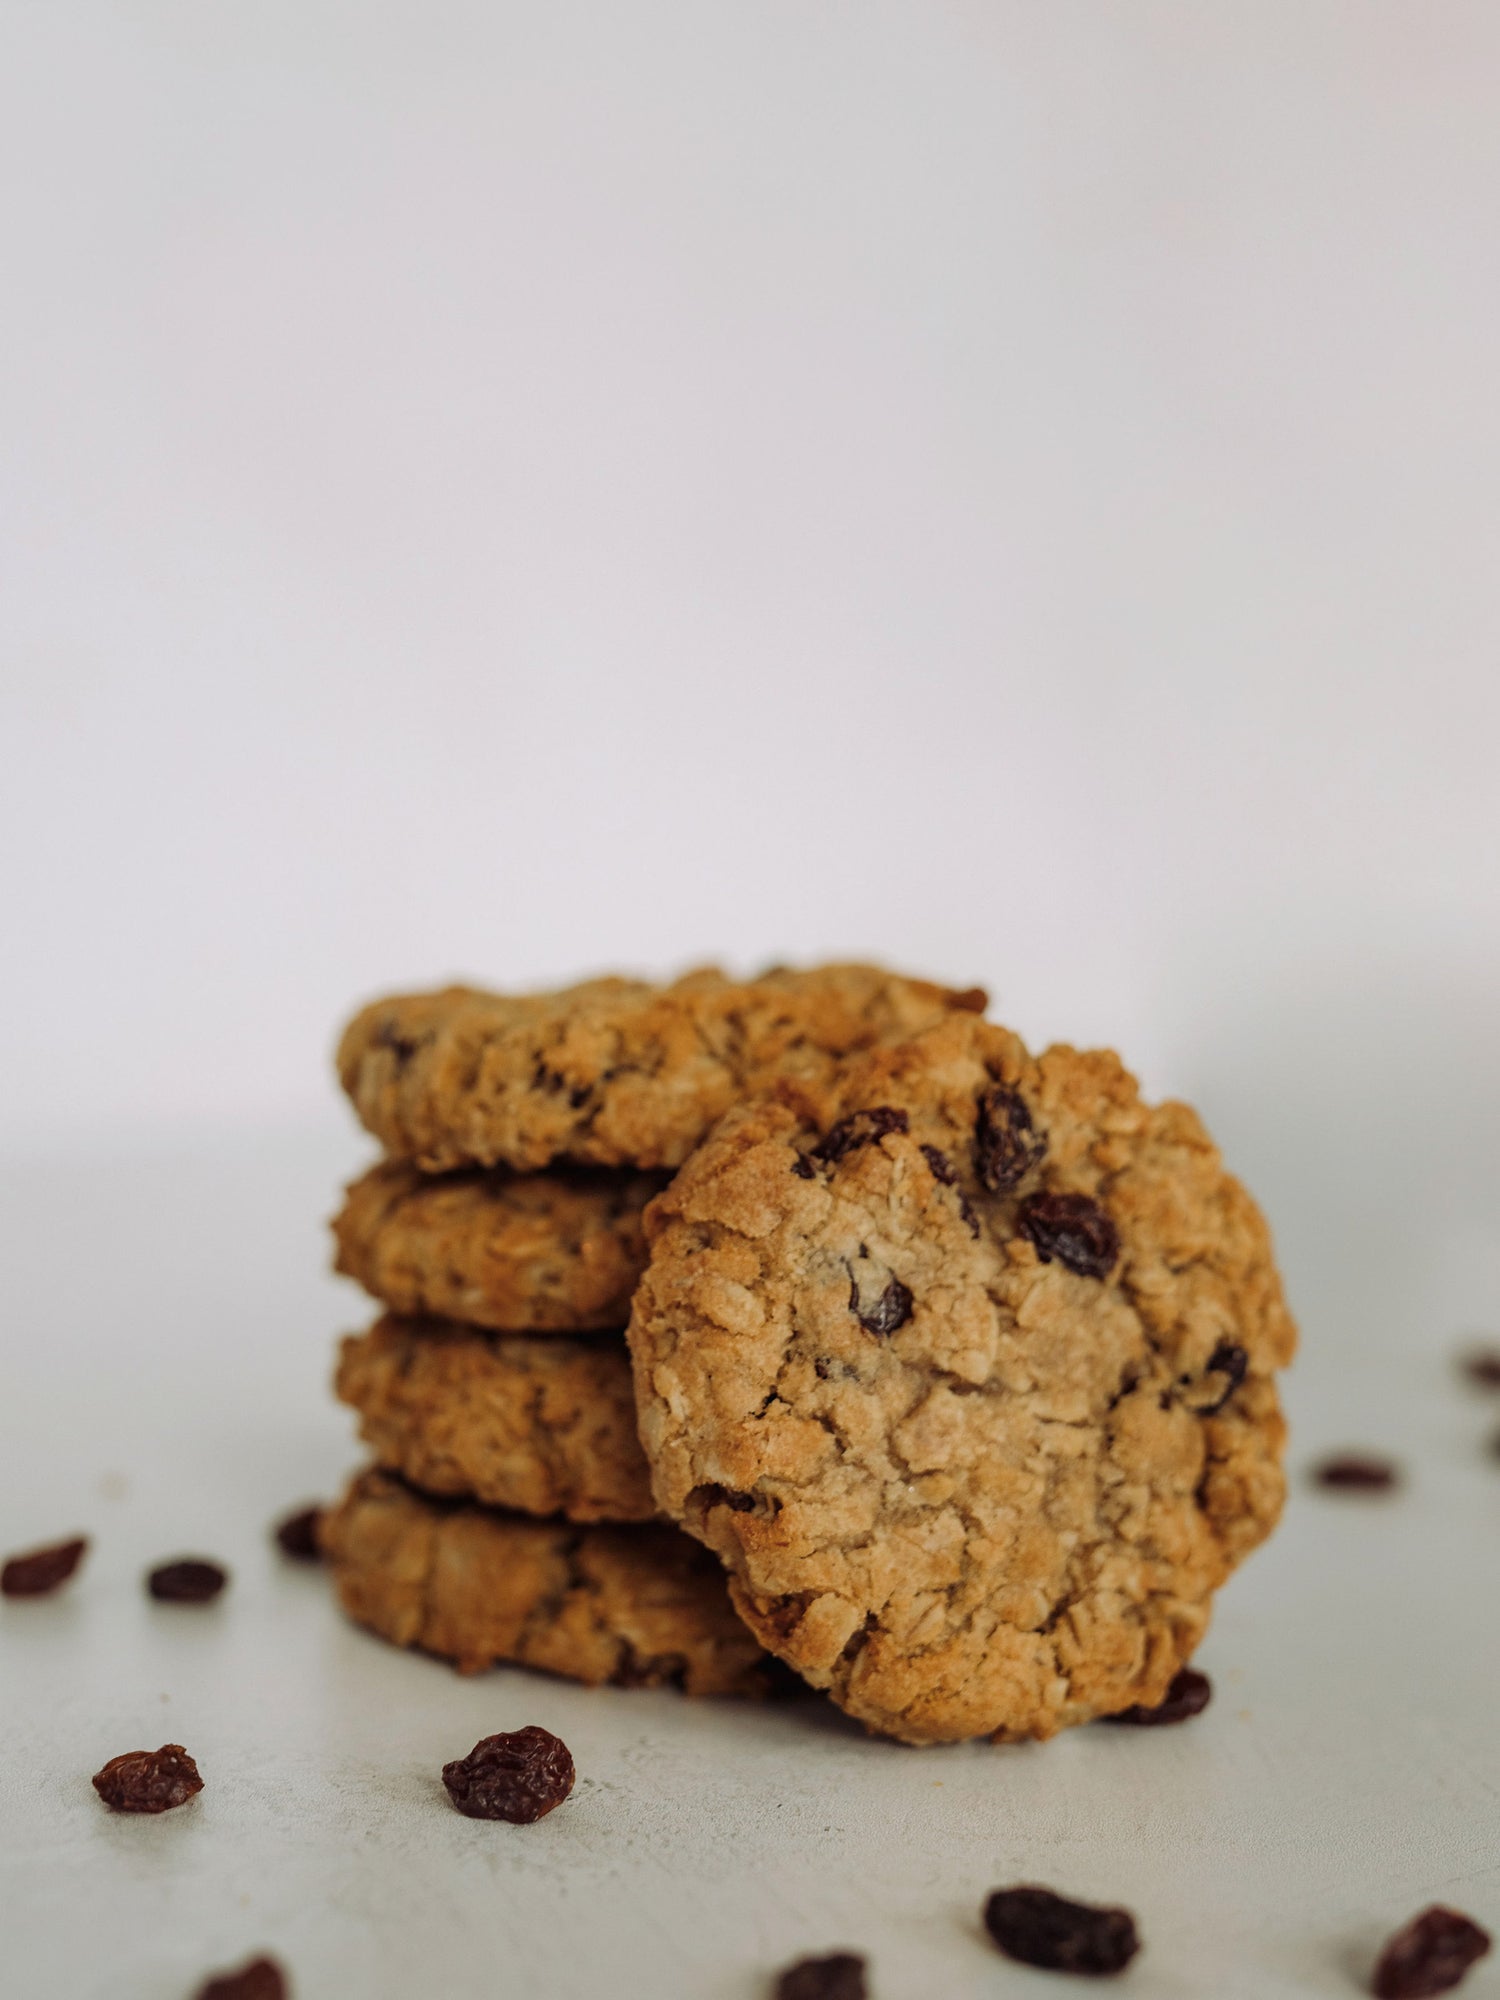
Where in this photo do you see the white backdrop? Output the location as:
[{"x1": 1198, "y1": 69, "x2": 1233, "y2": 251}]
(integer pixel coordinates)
[{"x1": 4, "y1": 2, "x2": 1497, "y2": 1161}]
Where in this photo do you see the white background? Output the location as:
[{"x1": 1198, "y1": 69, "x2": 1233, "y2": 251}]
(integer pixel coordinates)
[{"x1": 2, "y1": 6, "x2": 1499, "y2": 1997}]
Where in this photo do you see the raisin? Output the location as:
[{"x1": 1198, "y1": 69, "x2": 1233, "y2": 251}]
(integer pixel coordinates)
[
  {"x1": 273, "y1": 1505, "x2": 323, "y2": 1560},
  {"x1": 1018, "y1": 1192, "x2": 1119, "y2": 1280},
  {"x1": 92, "y1": 1743, "x2": 204, "y2": 1814},
  {"x1": 984, "y1": 1886, "x2": 1140, "y2": 1976},
  {"x1": 442, "y1": 1726, "x2": 575, "y2": 1822},
  {"x1": 849, "y1": 1273, "x2": 914, "y2": 1338},
  {"x1": 774, "y1": 1951, "x2": 868, "y2": 2000},
  {"x1": 813, "y1": 1106, "x2": 908, "y2": 1165},
  {"x1": 1460, "y1": 1347, "x2": 1500, "y2": 1389},
  {"x1": 1314, "y1": 1454, "x2": 1399, "y2": 1491},
  {"x1": 1102, "y1": 1666, "x2": 1212, "y2": 1726},
  {"x1": 1372, "y1": 1906, "x2": 1491, "y2": 1998},
  {"x1": 1201, "y1": 1341, "x2": 1248, "y2": 1414},
  {"x1": 194, "y1": 1957, "x2": 288, "y2": 2000},
  {"x1": 148, "y1": 1559, "x2": 228, "y2": 1603},
  {"x1": 974, "y1": 1084, "x2": 1046, "y2": 1192},
  {"x1": 791, "y1": 1153, "x2": 816, "y2": 1179},
  {"x1": 921, "y1": 1145, "x2": 980, "y2": 1237},
  {"x1": 1, "y1": 1535, "x2": 87, "y2": 1597},
  {"x1": 373, "y1": 1020, "x2": 418, "y2": 1065}
]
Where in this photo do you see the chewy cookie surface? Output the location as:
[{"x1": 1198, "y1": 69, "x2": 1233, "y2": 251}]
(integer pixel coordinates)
[
  {"x1": 336, "y1": 1316, "x2": 654, "y2": 1523},
  {"x1": 337, "y1": 964, "x2": 985, "y2": 1173},
  {"x1": 321, "y1": 1468, "x2": 767, "y2": 1696},
  {"x1": 333, "y1": 1160, "x2": 665, "y2": 1333},
  {"x1": 628, "y1": 1014, "x2": 1296, "y2": 1744}
]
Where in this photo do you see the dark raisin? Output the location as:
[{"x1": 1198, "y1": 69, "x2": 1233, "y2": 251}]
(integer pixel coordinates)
[
  {"x1": 974, "y1": 1084, "x2": 1046, "y2": 1192},
  {"x1": 1313, "y1": 1454, "x2": 1399, "y2": 1491},
  {"x1": 1018, "y1": 1192, "x2": 1119, "y2": 1280},
  {"x1": 689, "y1": 1484, "x2": 758, "y2": 1515},
  {"x1": 442, "y1": 1726, "x2": 575, "y2": 1822},
  {"x1": 92, "y1": 1743, "x2": 204, "y2": 1814},
  {"x1": 194, "y1": 1957, "x2": 288, "y2": 2000},
  {"x1": 984, "y1": 1886, "x2": 1140, "y2": 1976},
  {"x1": 791, "y1": 1153, "x2": 816, "y2": 1179},
  {"x1": 813, "y1": 1106, "x2": 908, "y2": 1165},
  {"x1": 148, "y1": 1559, "x2": 228, "y2": 1603},
  {"x1": 273, "y1": 1505, "x2": 323, "y2": 1560},
  {"x1": 920, "y1": 1144, "x2": 980, "y2": 1237},
  {"x1": 1201, "y1": 1341, "x2": 1248, "y2": 1414},
  {"x1": 373, "y1": 1020, "x2": 418, "y2": 1065},
  {"x1": 1372, "y1": 1905, "x2": 1491, "y2": 1998},
  {"x1": 1460, "y1": 1347, "x2": 1500, "y2": 1389},
  {"x1": 774, "y1": 1951, "x2": 868, "y2": 2000},
  {"x1": 849, "y1": 1273, "x2": 914, "y2": 1339},
  {"x1": 1101, "y1": 1666, "x2": 1212, "y2": 1726},
  {"x1": 1, "y1": 1535, "x2": 88, "y2": 1597}
]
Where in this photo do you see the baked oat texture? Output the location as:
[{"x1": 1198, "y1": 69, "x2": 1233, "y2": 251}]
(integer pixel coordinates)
[
  {"x1": 332, "y1": 1160, "x2": 664, "y2": 1333},
  {"x1": 628, "y1": 1013, "x2": 1296, "y2": 1745},
  {"x1": 336, "y1": 964, "x2": 986, "y2": 1173},
  {"x1": 320, "y1": 1467, "x2": 767, "y2": 1695},
  {"x1": 335, "y1": 1315, "x2": 654, "y2": 1523}
]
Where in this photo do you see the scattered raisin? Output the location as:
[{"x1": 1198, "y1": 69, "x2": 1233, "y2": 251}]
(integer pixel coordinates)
[
  {"x1": 1018, "y1": 1192, "x2": 1119, "y2": 1280},
  {"x1": 1201, "y1": 1341, "x2": 1248, "y2": 1414},
  {"x1": 1313, "y1": 1454, "x2": 1399, "y2": 1491},
  {"x1": 92, "y1": 1743, "x2": 203, "y2": 1814},
  {"x1": 194, "y1": 1957, "x2": 288, "y2": 2000},
  {"x1": 974, "y1": 1084, "x2": 1046, "y2": 1192},
  {"x1": 1, "y1": 1535, "x2": 88, "y2": 1597},
  {"x1": 148, "y1": 1559, "x2": 227, "y2": 1603},
  {"x1": 1459, "y1": 1348, "x2": 1500, "y2": 1389},
  {"x1": 442, "y1": 1726, "x2": 575, "y2": 1822},
  {"x1": 1372, "y1": 1906, "x2": 1491, "y2": 1998},
  {"x1": 1102, "y1": 1666, "x2": 1212, "y2": 1726},
  {"x1": 774, "y1": 1951, "x2": 868, "y2": 2000},
  {"x1": 791, "y1": 1154, "x2": 816, "y2": 1179},
  {"x1": 849, "y1": 1273, "x2": 914, "y2": 1338},
  {"x1": 984, "y1": 1886, "x2": 1140, "y2": 1976},
  {"x1": 273, "y1": 1506, "x2": 323, "y2": 1560},
  {"x1": 813, "y1": 1106, "x2": 908, "y2": 1165}
]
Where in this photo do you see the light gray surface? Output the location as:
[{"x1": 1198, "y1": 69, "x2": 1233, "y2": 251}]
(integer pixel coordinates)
[{"x1": 2, "y1": 1123, "x2": 1497, "y2": 1999}]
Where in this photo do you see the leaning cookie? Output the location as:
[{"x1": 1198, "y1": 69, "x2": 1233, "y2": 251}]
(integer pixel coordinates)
[
  {"x1": 335, "y1": 1316, "x2": 655, "y2": 1523},
  {"x1": 337, "y1": 963, "x2": 985, "y2": 1173},
  {"x1": 320, "y1": 1467, "x2": 768, "y2": 1696},
  {"x1": 332, "y1": 1160, "x2": 666, "y2": 1333},
  {"x1": 628, "y1": 1013, "x2": 1296, "y2": 1745}
]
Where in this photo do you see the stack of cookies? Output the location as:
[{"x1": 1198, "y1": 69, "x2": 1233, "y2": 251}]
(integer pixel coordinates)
[
  {"x1": 321, "y1": 965, "x2": 986, "y2": 1702},
  {"x1": 321, "y1": 963, "x2": 1298, "y2": 1745}
]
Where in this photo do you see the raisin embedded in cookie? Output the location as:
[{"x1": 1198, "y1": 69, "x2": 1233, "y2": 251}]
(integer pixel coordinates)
[
  {"x1": 336, "y1": 964, "x2": 985, "y2": 1173},
  {"x1": 332, "y1": 1161, "x2": 666, "y2": 1333},
  {"x1": 628, "y1": 1014, "x2": 1296, "y2": 1744},
  {"x1": 320, "y1": 1467, "x2": 768, "y2": 1696},
  {"x1": 335, "y1": 1316, "x2": 655, "y2": 1523}
]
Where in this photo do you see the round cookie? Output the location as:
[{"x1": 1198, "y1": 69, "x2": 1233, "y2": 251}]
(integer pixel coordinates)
[
  {"x1": 320, "y1": 1467, "x2": 768, "y2": 1695},
  {"x1": 332, "y1": 1160, "x2": 666, "y2": 1333},
  {"x1": 627, "y1": 1013, "x2": 1296, "y2": 1745},
  {"x1": 337, "y1": 963, "x2": 986, "y2": 1173},
  {"x1": 335, "y1": 1316, "x2": 654, "y2": 1523}
]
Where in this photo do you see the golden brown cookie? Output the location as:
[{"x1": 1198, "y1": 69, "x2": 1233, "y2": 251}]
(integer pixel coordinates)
[
  {"x1": 335, "y1": 1315, "x2": 654, "y2": 1523},
  {"x1": 320, "y1": 1467, "x2": 768, "y2": 1695},
  {"x1": 332, "y1": 1160, "x2": 665, "y2": 1333},
  {"x1": 628, "y1": 1013, "x2": 1296, "y2": 1745},
  {"x1": 336, "y1": 963, "x2": 986, "y2": 1173}
]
